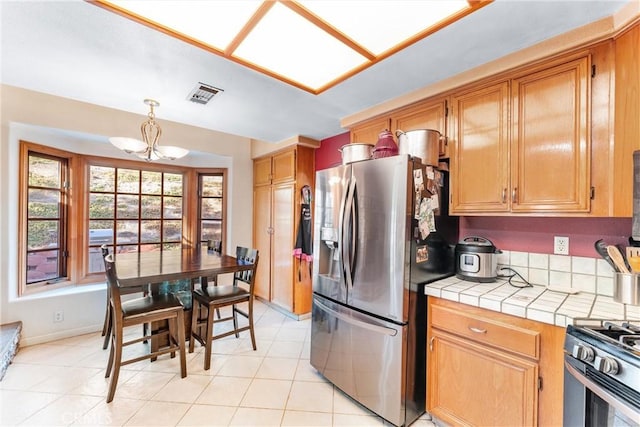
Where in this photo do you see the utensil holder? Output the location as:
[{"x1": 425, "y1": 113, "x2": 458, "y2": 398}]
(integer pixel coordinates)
[{"x1": 613, "y1": 273, "x2": 640, "y2": 305}]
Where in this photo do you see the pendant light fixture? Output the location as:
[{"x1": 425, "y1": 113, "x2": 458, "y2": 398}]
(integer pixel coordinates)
[{"x1": 109, "y1": 99, "x2": 188, "y2": 161}]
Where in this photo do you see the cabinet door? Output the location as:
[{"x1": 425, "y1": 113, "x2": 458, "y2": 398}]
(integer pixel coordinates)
[
  {"x1": 272, "y1": 149, "x2": 296, "y2": 184},
  {"x1": 253, "y1": 185, "x2": 272, "y2": 300},
  {"x1": 254, "y1": 157, "x2": 272, "y2": 187},
  {"x1": 392, "y1": 99, "x2": 448, "y2": 157},
  {"x1": 428, "y1": 331, "x2": 538, "y2": 427},
  {"x1": 350, "y1": 117, "x2": 391, "y2": 144},
  {"x1": 450, "y1": 82, "x2": 510, "y2": 213},
  {"x1": 511, "y1": 57, "x2": 590, "y2": 212},
  {"x1": 613, "y1": 25, "x2": 640, "y2": 216},
  {"x1": 271, "y1": 183, "x2": 295, "y2": 311}
]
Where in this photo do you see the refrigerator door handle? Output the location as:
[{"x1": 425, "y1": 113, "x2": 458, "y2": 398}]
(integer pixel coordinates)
[
  {"x1": 342, "y1": 177, "x2": 356, "y2": 292},
  {"x1": 314, "y1": 298, "x2": 398, "y2": 336},
  {"x1": 338, "y1": 176, "x2": 350, "y2": 293},
  {"x1": 349, "y1": 182, "x2": 359, "y2": 286}
]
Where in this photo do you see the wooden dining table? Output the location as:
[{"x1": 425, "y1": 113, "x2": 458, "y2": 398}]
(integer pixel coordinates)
[
  {"x1": 114, "y1": 247, "x2": 254, "y2": 289},
  {"x1": 112, "y1": 247, "x2": 255, "y2": 347}
]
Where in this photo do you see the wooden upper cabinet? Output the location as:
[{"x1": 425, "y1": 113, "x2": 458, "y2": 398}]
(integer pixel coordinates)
[
  {"x1": 450, "y1": 81, "x2": 510, "y2": 213},
  {"x1": 391, "y1": 98, "x2": 449, "y2": 157},
  {"x1": 511, "y1": 56, "x2": 591, "y2": 213},
  {"x1": 613, "y1": 24, "x2": 640, "y2": 216},
  {"x1": 271, "y1": 149, "x2": 296, "y2": 184},
  {"x1": 350, "y1": 117, "x2": 391, "y2": 144},
  {"x1": 450, "y1": 56, "x2": 592, "y2": 215},
  {"x1": 253, "y1": 149, "x2": 296, "y2": 186},
  {"x1": 253, "y1": 157, "x2": 272, "y2": 187}
]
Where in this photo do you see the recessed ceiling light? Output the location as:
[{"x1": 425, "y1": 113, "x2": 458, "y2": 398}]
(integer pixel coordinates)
[{"x1": 92, "y1": 0, "x2": 492, "y2": 94}]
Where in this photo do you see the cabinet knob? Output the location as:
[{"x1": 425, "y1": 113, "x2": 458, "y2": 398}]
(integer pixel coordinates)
[
  {"x1": 502, "y1": 188, "x2": 507, "y2": 203},
  {"x1": 468, "y1": 326, "x2": 487, "y2": 334},
  {"x1": 512, "y1": 187, "x2": 518, "y2": 203}
]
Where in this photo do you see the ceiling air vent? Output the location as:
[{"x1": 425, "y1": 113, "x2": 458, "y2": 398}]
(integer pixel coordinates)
[{"x1": 187, "y1": 83, "x2": 223, "y2": 105}]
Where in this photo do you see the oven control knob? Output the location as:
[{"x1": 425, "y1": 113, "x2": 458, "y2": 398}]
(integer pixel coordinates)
[
  {"x1": 572, "y1": 344, "x2": 595, "y2": 362},
  {"x1": 594, "y1": 356, "x2": 619, "y2": 375}
]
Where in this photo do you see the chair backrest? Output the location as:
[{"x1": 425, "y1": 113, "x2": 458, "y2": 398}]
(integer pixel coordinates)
[
  {"x1": 208, "y1": 239, "x2": 222, "y2": 254},
  {"x1": 101, "y1": 244, "x2": 110, "y2": 272},
  {"x1": 234, "y1": 246, "x2": 259, "y2": 287},
  {"x1": 103, "y1": 254, "x2": 123, "y2": 313}
]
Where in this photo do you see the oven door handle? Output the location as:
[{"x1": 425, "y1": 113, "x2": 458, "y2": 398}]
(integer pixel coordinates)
[{"x1": 565, "y1": 360, "x2": 640, "y2": 422}]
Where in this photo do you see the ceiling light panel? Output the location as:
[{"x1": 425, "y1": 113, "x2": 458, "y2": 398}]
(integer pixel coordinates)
[
  {"x1": 298, "y1": 0, "x2": 470, "y2": 55},
  {"x1": 233, "y1": 2, "x2": 368, "y2": 90},
  {"x1": 108, "y1": 0, "x2": 262, "y2": 50}
]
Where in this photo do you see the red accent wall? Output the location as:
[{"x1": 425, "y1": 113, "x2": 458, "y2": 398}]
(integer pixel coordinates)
[
  {"x1": 316, "y1": 134, "x2": 632, "y2": 257},
  {"x1": 315, "y1": 132, "x2": 349, "y2": 171},
  {"x1": 460, "y1": 216, "x2": 631, "y2": 258}
]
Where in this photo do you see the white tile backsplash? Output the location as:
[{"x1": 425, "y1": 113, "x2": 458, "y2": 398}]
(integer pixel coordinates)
[
  {"x1": 572, "y1": 256, "x2": 596, "y2": 275},
  {"x1": 529, "y1": 253, "x2": 549, "y2": 269},
  {"x1": 549, "y1": 254, "x2": 572, "y2": 272},
  {"x1": 510, "y1": 251, "x2": 529, "y2": 267},
  {"x1": 500, "y1": 250, "x2": 620, "y2": 298}
]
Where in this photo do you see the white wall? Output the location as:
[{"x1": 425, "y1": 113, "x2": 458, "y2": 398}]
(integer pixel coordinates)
[{"x1": 0, "y1": 85, "x2": 255, "y2": 345}]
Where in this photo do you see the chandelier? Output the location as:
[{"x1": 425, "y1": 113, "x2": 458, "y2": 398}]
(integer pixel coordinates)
[{"x1": 109, "y1": 99, "x2": 189, "y2": 161}]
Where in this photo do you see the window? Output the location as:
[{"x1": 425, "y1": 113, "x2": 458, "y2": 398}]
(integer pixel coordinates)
[
  {"x1": 24, "y1": 151, "x2": 69, "y2": 286},
  {"x1": 198, "y1": 172, "x2": 226, "y2": 250},
  {"x1": 18, "y1": 141, "x2": 227, "y2": 295},
  {"x1": 87, "y1": 166, "x2": 185, "y2": 273}
]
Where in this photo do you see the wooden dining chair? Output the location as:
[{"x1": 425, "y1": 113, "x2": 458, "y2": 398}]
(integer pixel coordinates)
[
  {"x1": 189, "y1": 247, "x2": 259, "y2": 370},
  {"x1": 103, "y1": 253, "x2": 187, "y2": 403},
  {"x1": 100, "y1": 245, "x2": 149, "y2": 350}
]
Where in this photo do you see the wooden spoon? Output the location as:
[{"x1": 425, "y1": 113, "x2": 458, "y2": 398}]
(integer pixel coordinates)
[{"x1": 607, "y1": 245, "x2": 630, "y2": 274}]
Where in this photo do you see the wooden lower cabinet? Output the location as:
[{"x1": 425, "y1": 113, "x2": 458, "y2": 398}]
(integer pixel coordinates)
[
  {"x1": 427, "y1": 297, "x2": 565, "y2": 427},
  {"x1": 429, "y1": 331, "x2": 538, "y2": 426}
]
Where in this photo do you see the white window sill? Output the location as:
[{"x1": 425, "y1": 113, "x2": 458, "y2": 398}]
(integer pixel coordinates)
[{"x1": 14, "y1": 282, "x2": 106, "y2": 302}]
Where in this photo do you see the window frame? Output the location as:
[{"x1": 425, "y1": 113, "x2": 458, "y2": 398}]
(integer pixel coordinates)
[
  {"x1": 18, "y1": 141, "x2": 227, "y2": 295},
  {"x1": 196, "y1": 170, "x2": 228, "y2": 254},
  {"x1": 20, "y1": 144, "x2": 74, "y2": 292}
]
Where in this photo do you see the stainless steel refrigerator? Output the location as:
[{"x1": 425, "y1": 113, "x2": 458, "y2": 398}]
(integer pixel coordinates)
[{"x1": 310, "y1": 154, "x2": 458, "y2": 427}]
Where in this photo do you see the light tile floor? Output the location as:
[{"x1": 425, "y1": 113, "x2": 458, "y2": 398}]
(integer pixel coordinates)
[{"x1": 0, "y1": 300, "x2": 436, "y2": 427}]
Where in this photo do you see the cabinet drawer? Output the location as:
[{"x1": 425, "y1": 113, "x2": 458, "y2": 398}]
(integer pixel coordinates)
[{"x1": 430, "y1": 303, "x2": 540, "y2": 359}]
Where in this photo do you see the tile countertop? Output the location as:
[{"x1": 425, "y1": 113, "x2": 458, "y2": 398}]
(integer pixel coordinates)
[{"x1": 425, "y1": 276, "x2": 640, "y2": 328}]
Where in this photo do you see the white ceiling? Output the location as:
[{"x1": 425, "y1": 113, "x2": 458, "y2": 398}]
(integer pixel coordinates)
[{"x1": 0, "y1": 0, "x2": 630, "y2": 143}]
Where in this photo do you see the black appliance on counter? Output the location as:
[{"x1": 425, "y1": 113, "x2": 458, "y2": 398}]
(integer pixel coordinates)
[{"x1": 563, "y1": 319, "x2": 640, "y2": 426}]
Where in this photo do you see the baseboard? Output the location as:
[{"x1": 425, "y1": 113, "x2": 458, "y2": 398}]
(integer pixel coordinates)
[{"x1": 19, "y1": 324, "x2": 103, "y2": 347}]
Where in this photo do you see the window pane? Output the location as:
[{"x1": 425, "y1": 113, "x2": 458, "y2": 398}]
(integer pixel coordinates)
[
  {"x1": 163, "y1": 243, "x2": 181, "y2": 251},
  {"x1": 117, "y1": 169, "x2": 140, "y2": 193},
  {"x1": 141, "y1": 195, "x2": 161, "y2": 219},
  {"x1": 89, "y1": 221, "x2": 114, "y2": 245},
  {"x1": 141, "y1": 220, "x2": 161, "y2": 243},
  {"x1": 141, "y1": 244, "x2": 161, "y2": 252},
  {"x1": 202, "y1": 175, "x2": 223, "y2": 197},
  {"x1": 28, "y1": 155, "x2": 60, "y2": 188},
  {"x1": 141, "y1": 171, "x2": 162, "y2": 194},
  {"x1": 164, "y1": 173, "x2": 183, "y2": 196},
  {"x1": 28, "y1": 189, "x2": 60, "y2": 218},
  {"x1": 88, "y1": 246, "x2": 105, "y2": 274},
  {"x1": 163, "y1": 196, "x2": 182, "y2": 219},
  {"x1": 201, "y1": 198, "x2": 222, "y2": 219},
  {"x1": 116, "y1": 221, "x2": 139, "y2": 244},
  {"x1": 201, "y1": 220, "x2": 221, "y2": 242},
  {"x1": 27, "y1": 250, "x2": 59, "y2": 283},
  {"x1": 116, "y1": 194, "x2": 139, "y2": 219},
  {"x1": 89, "y1": 193, "x2": 115, "y2": 219},
  {"x1": 90, "y1": 166, "x2": 115, "y2": 192},
  {"x1": 163, "y1": 220, "x2": 182, "y2": 242},
  {"x1": 28, "y1": 220, "x2": 59, "y2": 250}
]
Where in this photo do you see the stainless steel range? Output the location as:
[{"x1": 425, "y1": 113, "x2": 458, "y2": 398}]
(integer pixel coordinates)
[{"x1": 564, "y1": 319, "x2": 640, "y2": 426}]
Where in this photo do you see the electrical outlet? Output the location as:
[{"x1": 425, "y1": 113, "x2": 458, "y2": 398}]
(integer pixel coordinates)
[
  {"x1": 554, "y1": 236, "x2": 569, "y2": 255},
  {"x1": 53, "y1": 311, "x2": 64, "y2": 323}
]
